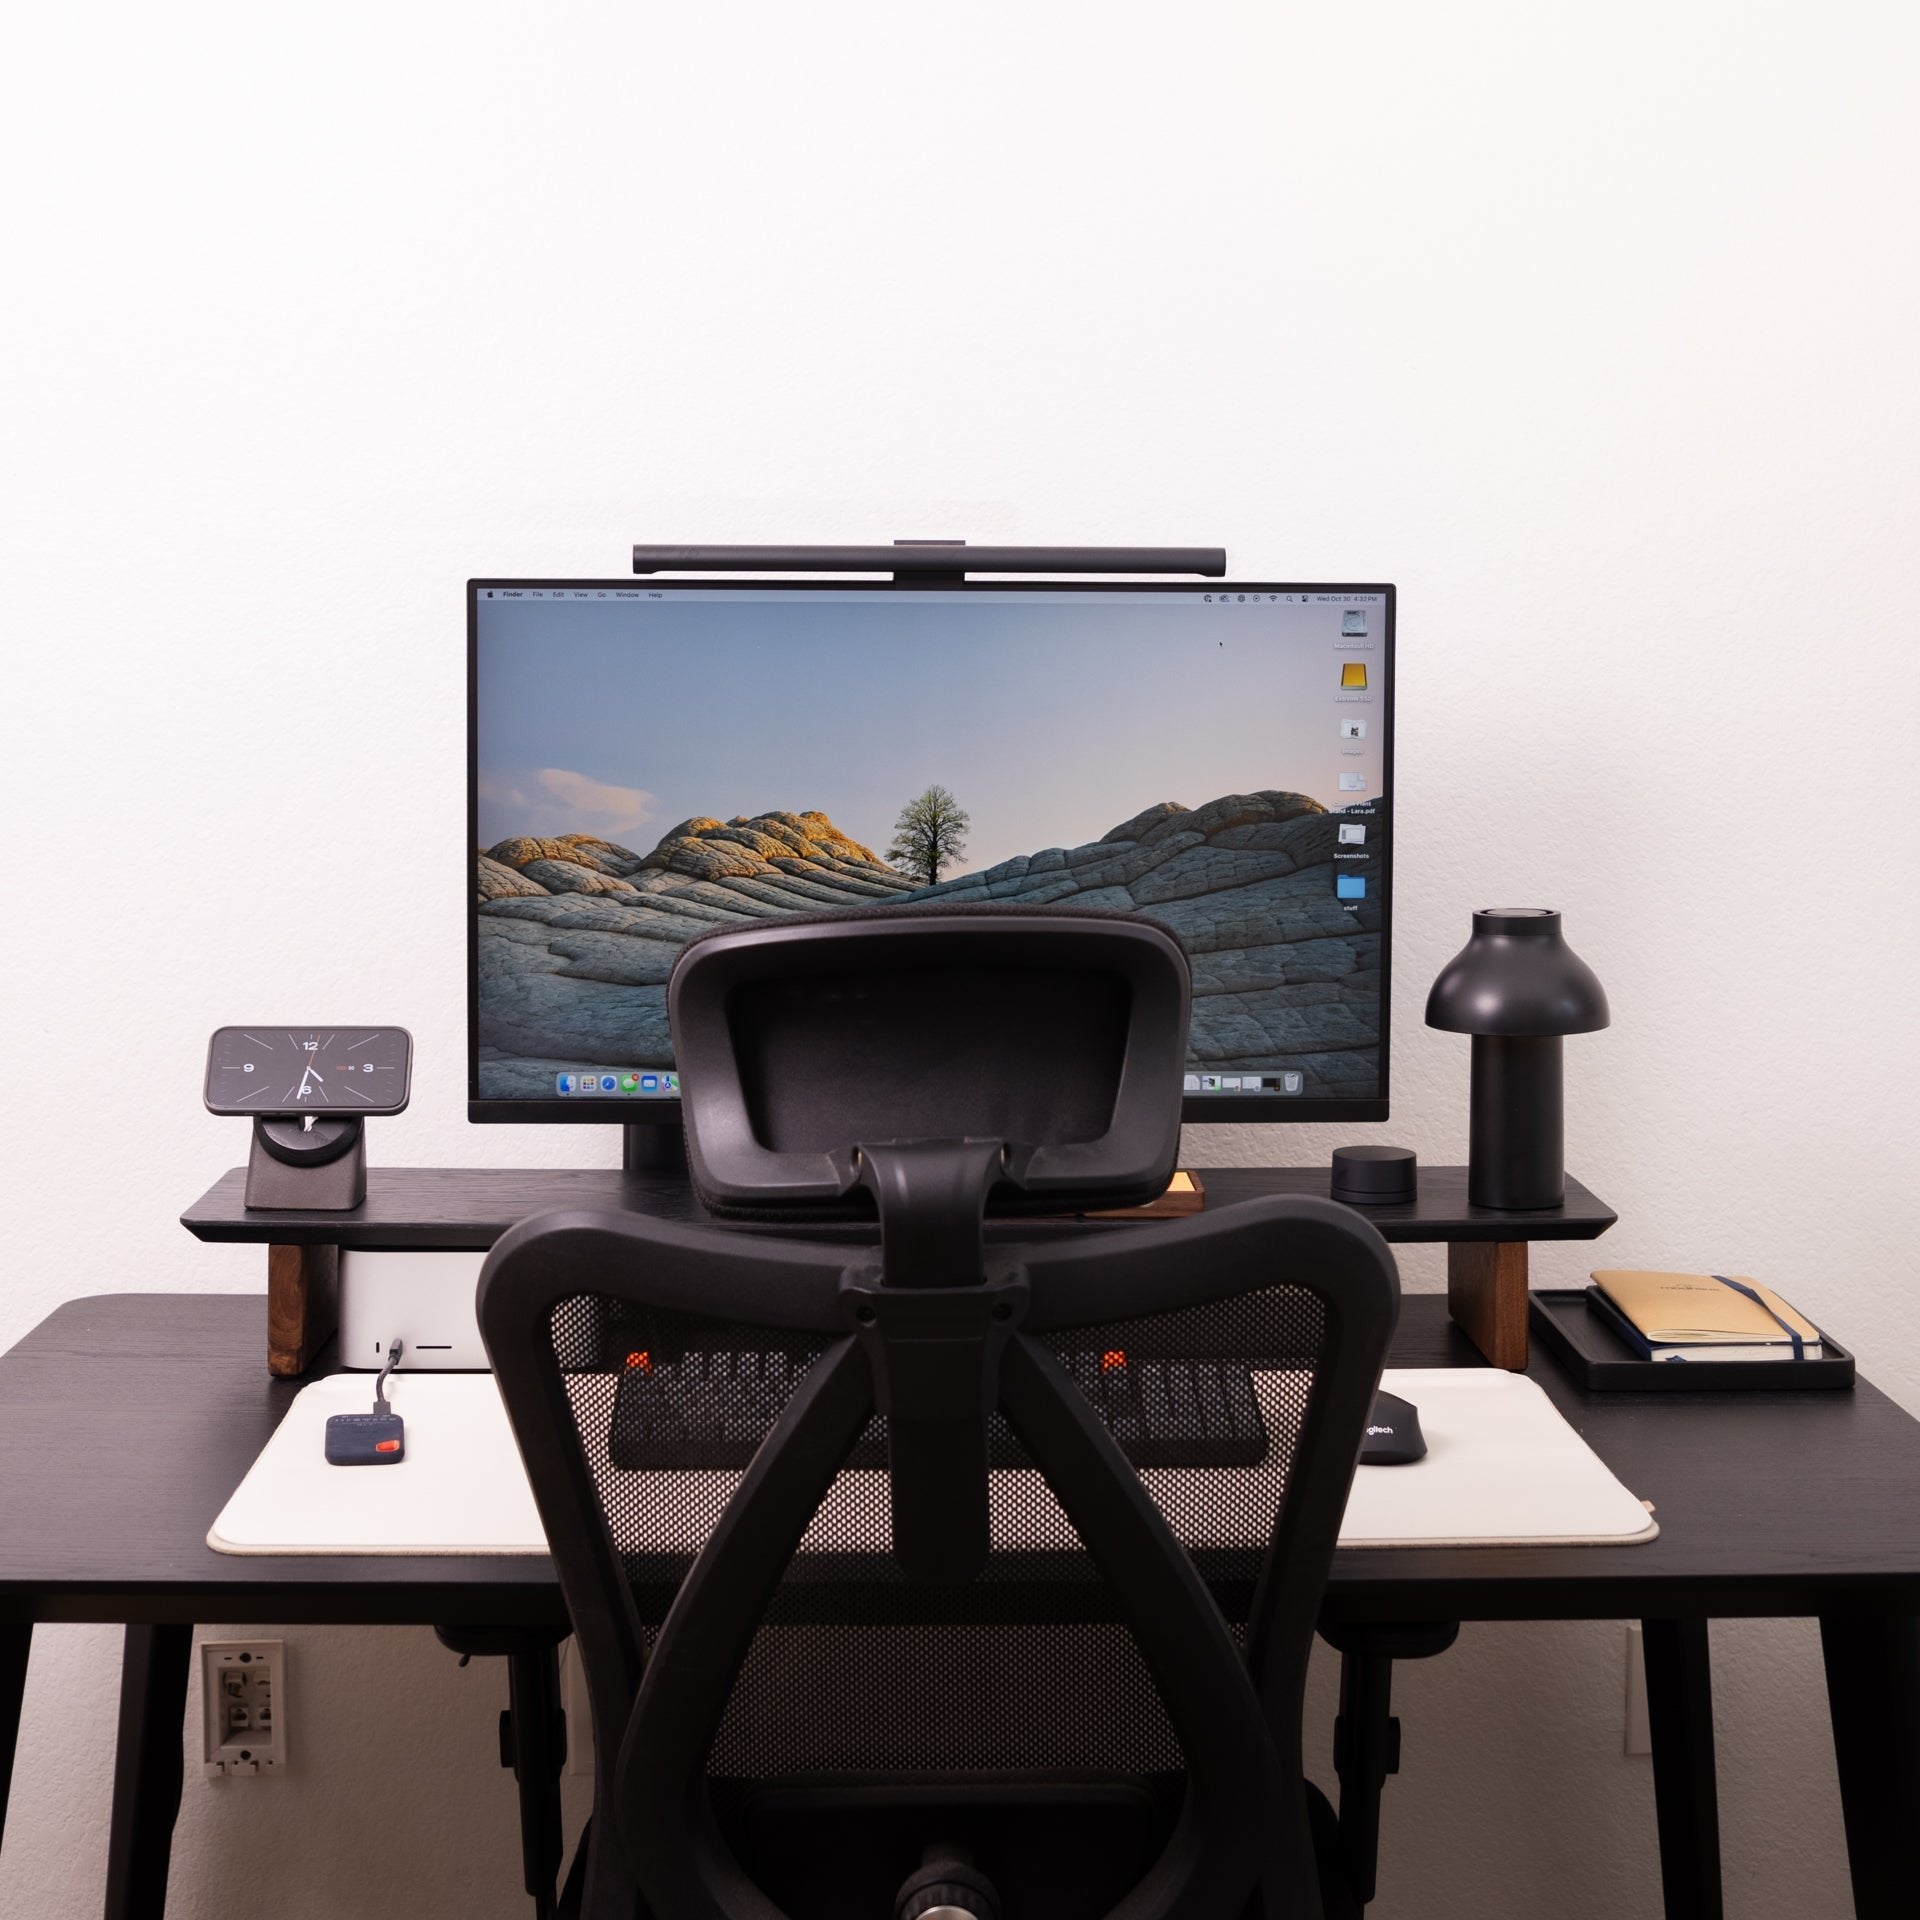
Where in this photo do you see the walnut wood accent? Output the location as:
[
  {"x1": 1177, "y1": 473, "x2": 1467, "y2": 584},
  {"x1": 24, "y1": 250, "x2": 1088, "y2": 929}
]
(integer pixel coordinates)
[
  {"x1": 1448, "y1": 1240, "x2": 1529, "y2": 1369},
  {"x1": 266, "y1": 1244, "x2": 338, "y2": 1378}
]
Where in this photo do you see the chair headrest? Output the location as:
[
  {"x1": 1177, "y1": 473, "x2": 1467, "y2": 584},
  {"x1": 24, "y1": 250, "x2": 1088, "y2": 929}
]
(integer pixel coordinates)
[{"x1": 667, "y1": 905, "x2": 1191, "y2": 1218}]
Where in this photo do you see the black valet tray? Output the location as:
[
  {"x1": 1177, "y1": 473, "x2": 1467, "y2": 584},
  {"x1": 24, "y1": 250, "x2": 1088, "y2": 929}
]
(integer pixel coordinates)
[{"x1": 1530, "y1": 1288, "x2": 1855, "y2": 1391}]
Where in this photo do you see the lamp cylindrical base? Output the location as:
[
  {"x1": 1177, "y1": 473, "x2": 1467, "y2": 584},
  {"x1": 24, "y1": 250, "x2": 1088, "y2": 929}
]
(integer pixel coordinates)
[{"x1": 1468, "y1": 1035, "x2": 1564, "y2": 1210}]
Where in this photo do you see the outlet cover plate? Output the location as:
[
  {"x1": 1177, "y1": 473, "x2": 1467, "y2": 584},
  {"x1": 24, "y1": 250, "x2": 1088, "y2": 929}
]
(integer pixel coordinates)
[{"x1": 202, "y1": 1639, "x2": 287, "y2": 1777}]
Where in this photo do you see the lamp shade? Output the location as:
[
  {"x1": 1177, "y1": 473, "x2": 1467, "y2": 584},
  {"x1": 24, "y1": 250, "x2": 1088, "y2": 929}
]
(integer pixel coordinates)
[{"x1": 1425, "y1": 909, "x2": 1609, "y2": 1037}]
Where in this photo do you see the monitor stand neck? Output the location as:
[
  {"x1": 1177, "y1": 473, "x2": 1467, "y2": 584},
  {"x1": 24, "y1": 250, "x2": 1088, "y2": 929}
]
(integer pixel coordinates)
[{"x1": 623, "y1": 1120, "x2": 688, "y2": 1179}]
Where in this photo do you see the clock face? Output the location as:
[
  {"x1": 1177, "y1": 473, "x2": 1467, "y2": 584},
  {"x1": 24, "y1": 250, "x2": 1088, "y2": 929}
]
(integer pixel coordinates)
[{"x1": 205, "y1": 1026, "x2": 412, "y2": 1116}]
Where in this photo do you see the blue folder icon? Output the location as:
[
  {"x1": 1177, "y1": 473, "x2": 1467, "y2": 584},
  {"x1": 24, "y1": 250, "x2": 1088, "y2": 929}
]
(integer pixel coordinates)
[{"x1": 1336, "y1": 874, "x2": 1367, "y2": 901}]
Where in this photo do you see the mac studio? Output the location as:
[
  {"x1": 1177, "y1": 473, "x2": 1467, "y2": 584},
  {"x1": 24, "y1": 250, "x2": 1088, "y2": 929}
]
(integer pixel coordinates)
[{"x1": 2, "y1": 7, "x2": 1916, "y2": 1920}]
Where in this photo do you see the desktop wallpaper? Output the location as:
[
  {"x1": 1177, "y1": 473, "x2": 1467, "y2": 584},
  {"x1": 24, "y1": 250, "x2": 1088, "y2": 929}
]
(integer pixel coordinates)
[{"x1": 472, "y1": 589, "x2": 1388, "y2": 1100}]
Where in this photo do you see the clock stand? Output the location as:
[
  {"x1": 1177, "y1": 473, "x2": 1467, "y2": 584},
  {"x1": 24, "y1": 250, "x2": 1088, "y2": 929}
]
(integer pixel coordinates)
[{"x1": 244, "y1": 1115, "x2": 367, "y2": 1211}]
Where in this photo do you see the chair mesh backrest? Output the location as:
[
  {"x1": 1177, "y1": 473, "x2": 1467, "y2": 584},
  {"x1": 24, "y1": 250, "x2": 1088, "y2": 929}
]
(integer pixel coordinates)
[{"x1": 548, "y1": 1278, "x2": 1326, "y2": 1779}]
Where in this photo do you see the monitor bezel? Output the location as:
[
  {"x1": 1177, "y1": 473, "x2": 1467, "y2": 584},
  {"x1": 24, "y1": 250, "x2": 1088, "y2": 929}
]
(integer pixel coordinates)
[{"x1": 468, "y1": 577, "x2": 1395, "y2": 1126}]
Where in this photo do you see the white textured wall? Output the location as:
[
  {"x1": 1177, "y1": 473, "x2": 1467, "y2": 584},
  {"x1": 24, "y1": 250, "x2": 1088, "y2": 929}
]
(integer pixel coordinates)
[{"x1": 3, "y1": 2, "x2": 1917, "y2": 1913}]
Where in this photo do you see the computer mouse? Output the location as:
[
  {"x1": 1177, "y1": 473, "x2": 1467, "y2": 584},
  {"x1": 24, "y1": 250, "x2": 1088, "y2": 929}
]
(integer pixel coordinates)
[{"x1": 1359, "y1": 1390, "x2": 1427, "y2": 1465}]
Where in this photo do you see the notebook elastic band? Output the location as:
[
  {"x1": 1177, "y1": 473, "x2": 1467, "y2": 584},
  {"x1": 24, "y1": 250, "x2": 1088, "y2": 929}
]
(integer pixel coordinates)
[{"x1": 1711, "y1": 1275, "x2": 1806, "y2": 1360}]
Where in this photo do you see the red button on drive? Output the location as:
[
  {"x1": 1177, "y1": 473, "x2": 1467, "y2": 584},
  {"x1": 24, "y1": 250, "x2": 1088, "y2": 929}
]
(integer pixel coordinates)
[{"x1": 375, "y1": 1439, "x2": 400, "y2": 1453}]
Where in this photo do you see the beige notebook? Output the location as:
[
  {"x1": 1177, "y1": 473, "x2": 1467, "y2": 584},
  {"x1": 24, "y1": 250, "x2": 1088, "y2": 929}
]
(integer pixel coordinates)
[{"x1": 1591, "y1": 1269, "x2": 1821, "y2": 1358}]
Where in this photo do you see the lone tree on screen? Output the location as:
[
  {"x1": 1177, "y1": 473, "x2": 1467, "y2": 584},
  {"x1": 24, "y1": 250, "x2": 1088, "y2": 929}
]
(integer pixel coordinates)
[{"x1": 890, "y1": 785, "x2": 970, "y2": 886}]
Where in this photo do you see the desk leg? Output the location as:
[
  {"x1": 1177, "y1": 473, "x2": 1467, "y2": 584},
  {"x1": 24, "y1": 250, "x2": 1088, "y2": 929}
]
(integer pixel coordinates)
[
  {"x1": 0, "y1": 1623, "x2": 29, "y2": 1850},
  {"x1": 1820, "y1": 1612, "x2": 1920, "y2": 1919},
  {"x1": 104, "y1": 1624, "x2": 192, "y2": 1920},
  {"x1": 1642, "y1": 1619, "x2": 1722, "y2": 1920}
]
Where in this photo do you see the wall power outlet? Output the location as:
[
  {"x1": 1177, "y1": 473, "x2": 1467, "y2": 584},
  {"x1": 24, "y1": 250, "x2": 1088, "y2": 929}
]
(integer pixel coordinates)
[{"x1": 202, "y1": 1640, "x2": 287, "y2": 1777}]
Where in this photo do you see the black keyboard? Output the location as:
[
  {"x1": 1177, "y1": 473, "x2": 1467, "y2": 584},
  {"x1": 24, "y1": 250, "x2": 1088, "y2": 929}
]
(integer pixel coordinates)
[{"x1": 607, "y1": 1349, "x2": 1268, "y2": 1471}]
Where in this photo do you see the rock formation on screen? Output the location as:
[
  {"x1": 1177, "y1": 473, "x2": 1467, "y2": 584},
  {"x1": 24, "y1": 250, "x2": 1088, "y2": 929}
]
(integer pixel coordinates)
[{"x1": 475, "y1": 796, "x2": 1383, "y2": 1097}]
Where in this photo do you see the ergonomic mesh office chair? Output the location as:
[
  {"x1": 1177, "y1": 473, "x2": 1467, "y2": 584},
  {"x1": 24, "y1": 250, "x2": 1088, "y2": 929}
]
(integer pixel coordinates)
[{"x1": 479, "y1": 907, "x2": 1399, "y2": 1920}]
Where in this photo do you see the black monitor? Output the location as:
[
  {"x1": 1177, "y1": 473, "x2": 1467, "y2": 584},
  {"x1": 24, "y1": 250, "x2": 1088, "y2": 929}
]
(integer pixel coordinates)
[{"x1": 468, "y1": 578, "x2": 1394, "y2": 1136}]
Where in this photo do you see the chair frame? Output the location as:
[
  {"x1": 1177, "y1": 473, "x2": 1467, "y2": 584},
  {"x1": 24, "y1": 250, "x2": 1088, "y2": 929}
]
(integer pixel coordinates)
[{"x1": 481, "y1": 1195, "x2": 1398, "y2": 1920}]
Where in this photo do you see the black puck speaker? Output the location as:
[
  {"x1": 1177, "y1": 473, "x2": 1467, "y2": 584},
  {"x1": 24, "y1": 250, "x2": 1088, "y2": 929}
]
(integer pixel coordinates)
[{"x1": 1331, "y1": 1144, "x2": 1417, "y2": 1206}]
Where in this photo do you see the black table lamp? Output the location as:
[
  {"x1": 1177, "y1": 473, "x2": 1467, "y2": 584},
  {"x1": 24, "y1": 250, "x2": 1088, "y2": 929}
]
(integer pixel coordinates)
[{"x1": 1425, "y1": 909, "x2": 1609, "y2": 1210}]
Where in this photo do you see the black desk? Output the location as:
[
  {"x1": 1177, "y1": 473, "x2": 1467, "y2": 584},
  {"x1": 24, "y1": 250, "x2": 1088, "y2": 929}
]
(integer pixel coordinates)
[{"x1": 2, "y1": 1294, "x2": 1917, "y2": 1919}]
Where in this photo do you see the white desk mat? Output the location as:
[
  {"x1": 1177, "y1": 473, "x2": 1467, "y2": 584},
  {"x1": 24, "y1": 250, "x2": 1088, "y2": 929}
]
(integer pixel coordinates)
[
  {"x1": 1339, "y1": 1370, "x2": 1656, "y2": 1549},
  {"x1": 208, "y1": 1365, "x2": 1656, "y2": 1557}
]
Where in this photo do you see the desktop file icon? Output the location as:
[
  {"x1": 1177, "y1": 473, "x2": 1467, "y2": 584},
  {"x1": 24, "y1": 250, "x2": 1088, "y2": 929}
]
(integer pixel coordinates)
[
  {"x1": 1336, "y1": 874, "x2": 1367, "y2": 901},
  {"x1": 1339, "y1": 662, "x2": 1368, "y2": 691},
  {"x1": 1337, "y1": 822, "x2": 1367, "y2": 845}
]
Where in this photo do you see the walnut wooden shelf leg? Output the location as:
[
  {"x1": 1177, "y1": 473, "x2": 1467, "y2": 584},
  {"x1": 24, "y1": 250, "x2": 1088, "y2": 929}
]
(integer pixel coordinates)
[
  {"x1": 1447, "y1": 1241, "x2": 1529, "y2": 1369},
  {"x1": 266, "y1": 1244, "x2": 338, "y2": 1377}
]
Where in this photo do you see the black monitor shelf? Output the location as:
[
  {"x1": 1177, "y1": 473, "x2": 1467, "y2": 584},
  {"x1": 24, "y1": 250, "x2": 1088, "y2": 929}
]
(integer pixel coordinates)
[
  {"x1": 183, "y1": 1163, "x2": 1615, "y2": 1377},
  {"x1": 182, "y1": 1162, "x2": 1613, "y2": 1250}
]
